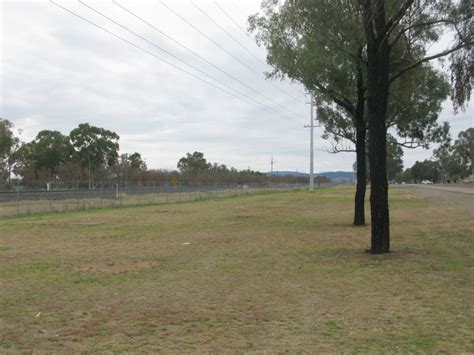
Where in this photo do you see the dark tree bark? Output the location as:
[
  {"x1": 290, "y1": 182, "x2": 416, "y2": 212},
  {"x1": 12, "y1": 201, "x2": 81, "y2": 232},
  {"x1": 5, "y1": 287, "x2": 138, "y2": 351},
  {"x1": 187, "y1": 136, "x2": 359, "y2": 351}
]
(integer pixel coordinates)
[
  {"x1": 353, "y1": 124, "x2": 366, "y2": 226},
  {"x1": 364, "y1": 0, "x2": 391, "y2": 253},
  {"x1": 353, "y1": 59, "x2": 367, "y2": 226}
]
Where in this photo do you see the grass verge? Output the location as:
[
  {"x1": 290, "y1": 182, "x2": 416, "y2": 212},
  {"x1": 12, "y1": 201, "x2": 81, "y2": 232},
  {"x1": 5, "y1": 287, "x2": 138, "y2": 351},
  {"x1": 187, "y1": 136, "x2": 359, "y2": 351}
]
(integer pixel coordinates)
[{"x1": 0, "y1": 186, "x2": 472, "y2": 352}]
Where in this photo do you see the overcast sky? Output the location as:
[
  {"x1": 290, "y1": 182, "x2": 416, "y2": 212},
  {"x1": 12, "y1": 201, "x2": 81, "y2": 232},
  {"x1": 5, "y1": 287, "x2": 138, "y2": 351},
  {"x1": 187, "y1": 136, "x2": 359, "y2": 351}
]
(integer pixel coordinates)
[{"x1": 1, "y1": 1, "x2": 472, "y2": 173}]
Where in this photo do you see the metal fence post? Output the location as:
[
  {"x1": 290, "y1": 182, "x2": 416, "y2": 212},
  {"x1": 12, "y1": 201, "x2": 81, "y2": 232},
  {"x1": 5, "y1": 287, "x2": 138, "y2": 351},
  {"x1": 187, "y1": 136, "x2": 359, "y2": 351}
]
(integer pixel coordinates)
[
  {"x1": 49, "y1": 188, "x2": 52, "y2": 213},
  {"x1": 120, "y1": 184, "x2": 123, "y2": 208},
  {"x1": 16, "y1": 179, "x2": 20, "y2": 216},
  {"x1": 100, "y1": 180, "x2": 103, "y2": 209}
]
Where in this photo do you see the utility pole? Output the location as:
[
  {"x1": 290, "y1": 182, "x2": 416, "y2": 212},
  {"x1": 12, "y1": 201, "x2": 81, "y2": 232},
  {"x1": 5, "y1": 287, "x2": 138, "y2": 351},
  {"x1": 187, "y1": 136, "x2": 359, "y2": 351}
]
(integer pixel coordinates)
[{"x1": 305, "y1": 94, "x2": 316, "y2": 191}]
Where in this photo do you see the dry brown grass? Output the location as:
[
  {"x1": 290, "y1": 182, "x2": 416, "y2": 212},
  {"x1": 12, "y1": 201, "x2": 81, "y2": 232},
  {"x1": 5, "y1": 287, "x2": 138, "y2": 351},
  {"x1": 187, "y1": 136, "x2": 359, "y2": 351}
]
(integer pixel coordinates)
[{"x1": 0, "y1": 186, "x2": 472, "y2": 352}]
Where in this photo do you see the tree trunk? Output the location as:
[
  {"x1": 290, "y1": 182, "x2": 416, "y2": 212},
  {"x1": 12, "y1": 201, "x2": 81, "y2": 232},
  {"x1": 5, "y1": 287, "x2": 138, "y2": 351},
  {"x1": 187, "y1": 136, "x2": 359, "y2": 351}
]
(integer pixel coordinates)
[
  {"x1": 365, "y1": 0, "x2": 391, "y2": 254},
  {"x1": 353, "y1": 55, "x2": 367, "y2": 227},
  {"x1": 368, "y1": 98, "x2": 390, "y2": 253},
  {"x1": 353, "y1": 125, "x2": 366, "y2": 226}
]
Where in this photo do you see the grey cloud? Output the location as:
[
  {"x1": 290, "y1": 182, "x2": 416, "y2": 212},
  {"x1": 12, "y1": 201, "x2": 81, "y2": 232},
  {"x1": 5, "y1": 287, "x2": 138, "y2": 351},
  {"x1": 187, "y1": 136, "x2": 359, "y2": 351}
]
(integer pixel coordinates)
[{"x1": 1, "y1": 1, "x2": 472, "y2": 174}]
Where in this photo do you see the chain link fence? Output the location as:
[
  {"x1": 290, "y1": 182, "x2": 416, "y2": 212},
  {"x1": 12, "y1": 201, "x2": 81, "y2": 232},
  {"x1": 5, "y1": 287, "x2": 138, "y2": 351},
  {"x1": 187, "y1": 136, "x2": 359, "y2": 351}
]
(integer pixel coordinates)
[{"x1": 0, "y1": 182, "x2": 334, "y2": 218}]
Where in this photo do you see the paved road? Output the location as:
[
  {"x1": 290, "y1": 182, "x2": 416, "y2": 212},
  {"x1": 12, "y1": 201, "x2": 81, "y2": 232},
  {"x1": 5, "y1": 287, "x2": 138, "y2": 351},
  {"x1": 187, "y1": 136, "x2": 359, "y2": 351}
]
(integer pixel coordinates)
[
  {"x1": 397, "y1": 184, "x2": 474, "y2": 213},
  {"x1": 403, "y1": 184, "x2": 474, "y2": 195}
]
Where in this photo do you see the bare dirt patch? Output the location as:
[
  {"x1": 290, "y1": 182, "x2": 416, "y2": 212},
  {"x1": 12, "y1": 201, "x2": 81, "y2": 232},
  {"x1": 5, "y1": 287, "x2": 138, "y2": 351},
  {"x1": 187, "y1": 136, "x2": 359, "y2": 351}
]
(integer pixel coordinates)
[{"x1": 76, "y1": 260, "x2": 160, "y2": 274}]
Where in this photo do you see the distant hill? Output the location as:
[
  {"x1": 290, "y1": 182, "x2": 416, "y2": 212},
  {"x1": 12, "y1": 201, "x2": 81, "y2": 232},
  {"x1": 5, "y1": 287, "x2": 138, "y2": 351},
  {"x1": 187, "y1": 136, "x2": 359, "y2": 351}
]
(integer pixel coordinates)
[
  {"x1": 266, "y1": 171, "x2": 354, "y2": 183},
  {"x1": 317, "y1": 171, "x2": 354, "y2": 183},
  {"x1": 266, "y1": 171, "x2": 309, "y2": 177}
]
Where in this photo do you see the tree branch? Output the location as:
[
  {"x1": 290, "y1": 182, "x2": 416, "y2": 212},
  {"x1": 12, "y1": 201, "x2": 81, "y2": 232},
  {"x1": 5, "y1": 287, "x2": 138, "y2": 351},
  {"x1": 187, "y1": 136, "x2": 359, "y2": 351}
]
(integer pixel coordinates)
[
  {"x1": 389, "y1": 18, "x2": 458, "y2": 48},
  {"x1": 324, "y1": 141, "x2": 356, "y2": 154},
  {"x1": 389, "y1": 41, "x2": 474, "y2": 84},
  {"x1": 384, "y1": 0, "x2": 417, "y2": 38},
  {"x1": 312, "y1": 81, "x2": 357, "y2": 116},
  {"x1": 395, "y1": 138, "x2": 425, "y2": 149}
]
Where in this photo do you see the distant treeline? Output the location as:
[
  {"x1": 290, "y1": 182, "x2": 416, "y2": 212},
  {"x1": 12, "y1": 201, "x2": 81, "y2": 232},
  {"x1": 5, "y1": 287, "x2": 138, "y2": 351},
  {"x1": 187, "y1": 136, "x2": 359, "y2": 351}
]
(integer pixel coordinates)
[
  {"x1": 0, "y1": 119, "x2": 328, "y2": 188},
  {"x1": 396, "y1": 128, "x2": 473, "y2": 184}
]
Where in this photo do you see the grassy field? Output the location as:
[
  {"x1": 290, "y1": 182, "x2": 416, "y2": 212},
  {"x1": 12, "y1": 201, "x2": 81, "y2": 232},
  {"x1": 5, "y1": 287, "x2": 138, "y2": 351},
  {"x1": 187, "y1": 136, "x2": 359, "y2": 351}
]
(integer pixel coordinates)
[
  {"x1": 0, "y1": 186, "x2": 280, "y2": 218},
  {"x1": 0, "y1": 186, "x2": 472, "y2": 352}
]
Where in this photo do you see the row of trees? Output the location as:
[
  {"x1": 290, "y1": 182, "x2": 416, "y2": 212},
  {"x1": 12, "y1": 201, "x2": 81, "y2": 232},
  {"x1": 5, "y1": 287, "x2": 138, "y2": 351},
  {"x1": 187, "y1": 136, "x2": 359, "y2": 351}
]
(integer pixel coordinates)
[
  {"x1": 398, "y1": 128, "x2": 473, "y2": 183},
  {"x1": 0, "y1": 119, "x2": 147, "y2": 188},
  {"x1": 1, "y1": 120, "x2": 322, "y2": 188},
  {"x1": 250, "y1": 0, "x2": 472, "y2": 253},
  {"x1": 176, "y1": 151, "x2": 328, "y2": 184}
]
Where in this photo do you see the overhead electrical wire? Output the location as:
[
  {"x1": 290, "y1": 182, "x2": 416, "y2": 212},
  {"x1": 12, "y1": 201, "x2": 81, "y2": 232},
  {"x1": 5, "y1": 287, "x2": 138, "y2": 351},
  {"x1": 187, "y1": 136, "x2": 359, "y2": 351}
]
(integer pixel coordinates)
[
  {"x1": 74, "y1": 0, "x2": 296, "y2": 120},
  {"x1": 111, "y1": 0, "x2": 301, "y2": 117},
  {"x1": 213, "y1": 1, "x2": 305, "y2": 98},
  {"x1": 158, "y1": 0, "x2": 261, "y2": 77},
  {"x1": 49, "y1": 0, "x2": 295, "y2": 121},
  {"x1": 191, "y1": 1, "x2": 264, "y2": 65},
  {"x1": 213, "y1": 1, "x2": 256, "y2": 42},
  {"x1": 223, "y1": 1, "x2": 309, "y2": 98},
  {"x1": 190, "y1": 1, "x2": 303, "y2": 103}
]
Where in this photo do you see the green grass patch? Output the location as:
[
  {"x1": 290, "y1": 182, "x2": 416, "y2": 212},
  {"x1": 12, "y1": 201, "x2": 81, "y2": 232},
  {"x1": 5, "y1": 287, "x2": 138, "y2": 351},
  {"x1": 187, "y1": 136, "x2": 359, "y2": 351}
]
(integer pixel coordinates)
[{"x1": 0, "y1": 186, "x2": 472, "y2": 352}]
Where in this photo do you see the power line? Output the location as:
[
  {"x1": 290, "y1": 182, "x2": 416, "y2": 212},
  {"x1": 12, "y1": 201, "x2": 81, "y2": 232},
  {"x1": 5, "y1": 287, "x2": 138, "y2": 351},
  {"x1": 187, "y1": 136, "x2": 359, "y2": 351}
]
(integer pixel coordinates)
[
  {"x1": 49, "y1": 1, "x2": 292, "y2": 120},
  {"x1": 159, "y1": 0, "x2": 261, "y2": 76},
  {"x1": 159, "y1": 0, "x2": 302, "y2": 104},
  {"x1": 76, "y1": 0, "x2": 295, "y2": 120},
  {"x1": 192, "y1": 1, "x2": 264, "y2": 65},
  {"x1": 112, "y1": 0, "x2": 301, "y2": 118},
  {"x1": 226, "y1": 2, "x2": 309, "y2": 99},
  {"x1": 195, "y1": 1, "x2": 304, "y2": 103},
  {"x1": 79, "y1": 0, "x2": 268, "y2": 114},
  {"x1": 213, "y1": 2, "x2": 264, "y2": 53}
]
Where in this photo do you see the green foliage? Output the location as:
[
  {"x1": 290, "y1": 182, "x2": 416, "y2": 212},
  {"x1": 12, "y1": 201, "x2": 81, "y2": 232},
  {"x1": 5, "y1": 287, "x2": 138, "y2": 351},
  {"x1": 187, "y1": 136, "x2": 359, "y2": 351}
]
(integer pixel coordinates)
[
  {"x1": 448, "y1": 0, "x2": 473, "y2": 112},
  {"x1": 411, "y1": 160, "x2": 441, "y2": 183},
  {"x1": 175, "y1": 152, "x2": 308, "y2": 184},
  {"x1": 398, "y1": 167, "x2": 413, "y2": 183},
  {"x1": 127, "y1": 152, "x2": 147, "y2": 171},
  {"x1": 114, "y1": 152, "x2": 148, "y2": 182},
  {"x1": 177, "y1": 151, "x2": 211, "y2": 175},
  {"x1": 386, "y1": 136, "x2": 404, "y2": 181},
  {"x1": 69, "y1": 123, "x2": 120, "y2": 173},
  {"x1": 433, "y1": 127, "x2": 473, "y2": 181},
  {"x1": 16, "y1": 130, "x2": 74, "y2": 180},
  {"x1": 401, "y1": 128, "x2": 473, "y2": 183},
  {"x1": 0, "y1": 119, "x2": 21, "y2": 184},
  {"x1": 454, "y1": 128, "x2": 473, "y2": 172},
  {"x1": 250, "y1": 1, "x2": 451, "y2": 151},
  {"x1": 249, "y1": 0, "x2": 364, "y2": 124},
  {"x1": 0, "y1": 119, "x2": 16, "y2": 157},
  {"x1": 389, "y1": 66, "x2": 451, "y2": 149}
]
